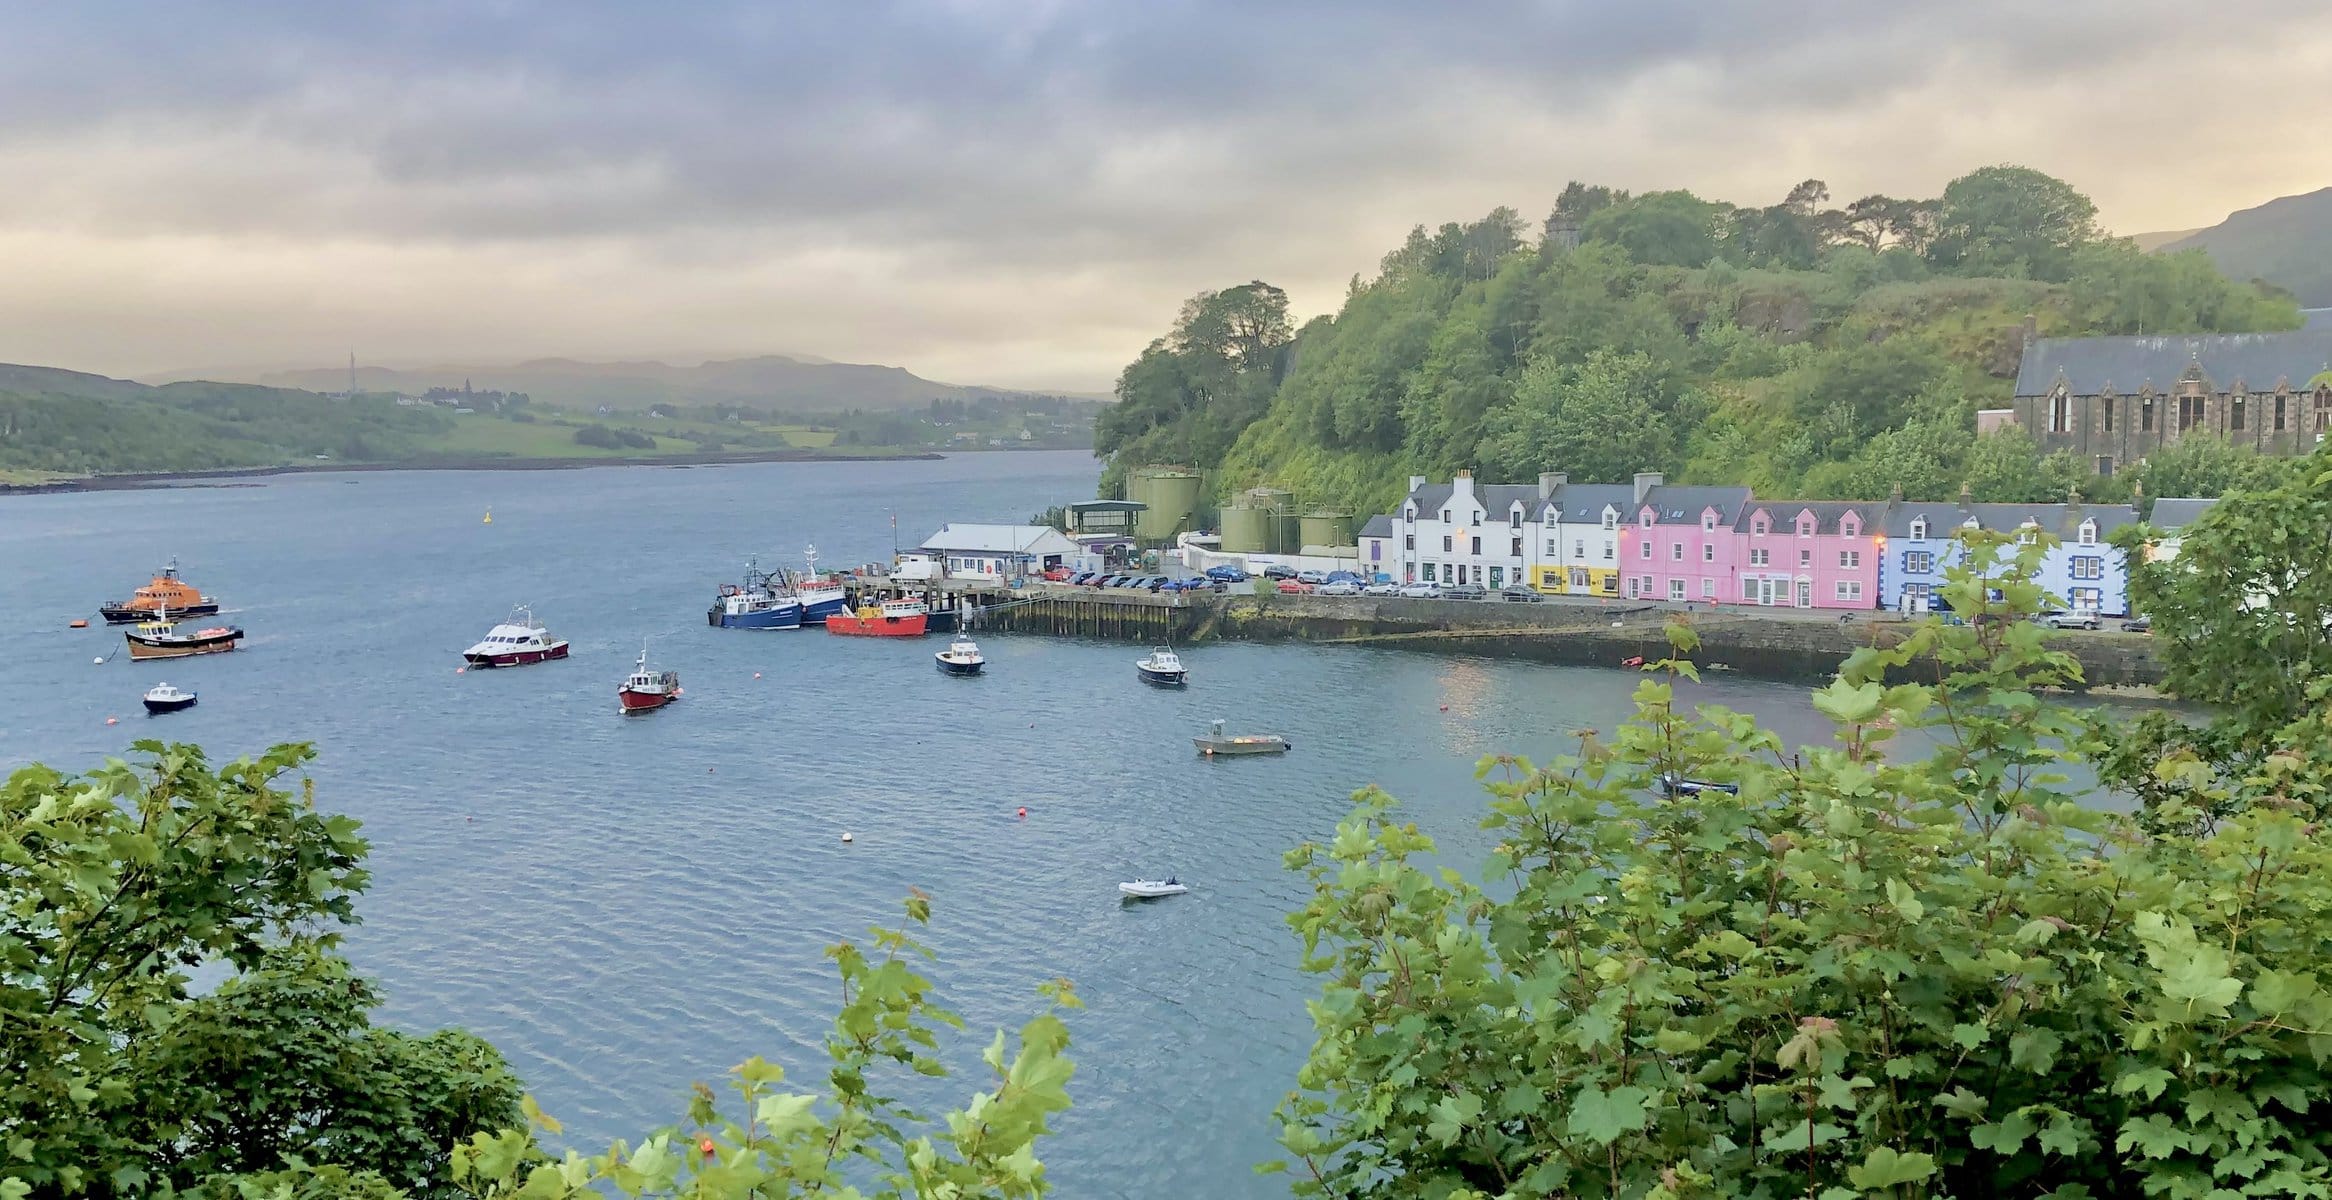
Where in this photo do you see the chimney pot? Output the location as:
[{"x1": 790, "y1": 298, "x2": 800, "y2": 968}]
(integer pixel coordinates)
[
  {"x1": 1888, "y1": 482, "x2": 1904, "y2": 502},
  {"x1": 1539, "y1": 471, "x2": 1567, "y2": 499},
  {"x1": 1632, "y1": 471, "x2": 1663, "y2": 507}
]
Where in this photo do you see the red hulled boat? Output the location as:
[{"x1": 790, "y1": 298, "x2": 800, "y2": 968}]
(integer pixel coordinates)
[
  {"x1": 617, "y1": 648, "x2": 680, "y2": 712},
  {"x1": 825, "y1": 598, "x2": 929, "y2": 637},
  {"x1": 463, "y1": 606, "x2": 570, "y2": 668}
]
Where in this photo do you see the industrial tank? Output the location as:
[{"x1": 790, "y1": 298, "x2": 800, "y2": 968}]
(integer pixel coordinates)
[
  {"x1": 1219, "y1": 504, "x2": 1277, "y2": 554},
  {"x1": 1126, "y1": 467, "x2": 1203, "y2": 543},
  {"x1": 1299, "y1": 509, "x2": 1356, "y2": 550}
]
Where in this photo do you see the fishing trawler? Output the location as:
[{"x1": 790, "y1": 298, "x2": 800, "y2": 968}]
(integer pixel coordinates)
[
  {"x1": 99, "y1": 558, "x2": 220, "y2": 624},
  {"x1": 617, "y1": 647, "x2": 681, "y2": 712},
  {"x1": 707, "y1": 559, "x2": 803, "y2": 630},
  {"x1": 826, "y1": 597, "x2": 929, "y2": 637}
]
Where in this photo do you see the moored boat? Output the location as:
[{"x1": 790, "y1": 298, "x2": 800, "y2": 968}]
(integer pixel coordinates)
[
  {"x1": 1136, "y1": 647, "x2": 1187, "y2": 686},
  {"x1": 100, "y1": 558, "x2": 220, "y2": 624},
  {"x1": 125, "y1": 613, "x2": 243, "y2": 660},
  {"x1": 1119, "y1": 878, "x2": 1188, "y2": 899},
  {"x1": 935, "y1": 638, "x2": 986, "y2": 675},
  {"x1": 617, "y1": 648, "x2": 681, "y2": 712},
  {"x1": 786, "y1": 545, "x2": 851, "y2": 625},
  {"x1": 827, "y1": 598, "x2": 929, "y2": 637},
  {"x1": 707, "y1": 560, "x2": 804, "y2": 629},
  {"x1": 141, "y1": 682, "x2": 198, "y2": 713},
  {"x1": 1193, "y1": 718, "x2": 1289, "y2": 756},
  {"x1": 463, "y1": 606, "x2": 570, "y2": 667}
]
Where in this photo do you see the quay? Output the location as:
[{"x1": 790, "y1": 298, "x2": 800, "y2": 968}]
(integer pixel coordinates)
[{"x1": 839, "y1": 577, "x2": 2168, "y2": 692}]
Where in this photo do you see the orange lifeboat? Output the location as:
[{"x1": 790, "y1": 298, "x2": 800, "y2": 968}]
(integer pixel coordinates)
[{"x1": 100, "y1": 558, "x2": 219, "y2": 624}]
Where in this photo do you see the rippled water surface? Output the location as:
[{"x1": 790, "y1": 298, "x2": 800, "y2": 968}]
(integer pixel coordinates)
[{"x1": 3, "y1": 451, "x2": 1851, "y2": 1197}]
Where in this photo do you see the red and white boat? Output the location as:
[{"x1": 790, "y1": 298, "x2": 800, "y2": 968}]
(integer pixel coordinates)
[
  {"x1": 463, "y1": 606, "x2": 570, "y2": 667},
  {"x1": 617, "y1": 647, "x2": 681, "y2": 712},
  {"x1": 825, "y1": 598, "x2": 929, "y2": 637}
]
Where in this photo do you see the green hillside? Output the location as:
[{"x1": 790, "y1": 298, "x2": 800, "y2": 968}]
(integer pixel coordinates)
[
  {"x1": 2162, "y1": 186, "x2": 2332, "y2": 307},
  {"x1": 0, "y1": 374, "x2": 458, "y2": 475},
  {"x1": 1097, "y1": 167, "x2": 2304, "y2": 515}
]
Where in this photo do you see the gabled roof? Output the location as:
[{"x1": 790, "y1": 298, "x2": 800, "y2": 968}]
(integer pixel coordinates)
[
  {"x1": 1881, "y1": 501, "x2": 1970, "y2": 539},
  {"x1": 1637, "y1": 485, "x2": 1751, "y2": 525},
  {"x1": 1400, "y1": 480, "x2": 1558, "y2": 521},
  {"x1": 1735, "y1": 500, "x2": 1876, "y2": 535},
  {"x1": 2013, "y1": 331, "x2": 2332, "y2": 398},
  {"x1": 2145, "y1": 497, "x2": 2218, "y2": 532},
  {"x1": 1358, "y1": 514, "x2": 1394, "y2": 539},
  {"x1": 919, "y1": 523, "x2": 1080, "y2": 554},
  {"x1": 1553, "y1": 483, "x2": 1636, "y2": 524},
  {"x1": 1964, "y1": 503, "x2": 2140, "y2": 540},
  {"x1": 1401, "y1": 484, "x2": 1454, "y2": 516}
]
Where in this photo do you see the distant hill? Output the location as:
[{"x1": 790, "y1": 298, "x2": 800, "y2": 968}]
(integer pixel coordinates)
[
  {"x1": 2158, "y1": 187, "x2": 2332, "y2": 307},
  {"x1": 2127, "y1": 228, "x2": 2202, "y2": 253},
  {"x1": 233, "y1": 355, "x2": 1077, "y2": 412}
]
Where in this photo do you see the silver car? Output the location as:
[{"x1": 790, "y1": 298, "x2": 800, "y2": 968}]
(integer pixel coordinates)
[
  {"x1": 1396, "y1": 582, "x2": 1442, "y2": 599},
  {"x1": 1362, "y1": 581, "x2": 1401, "y2": 597},
  {"x1": 1316, "y1": 580, "x2": 1362, "y2": 596}
]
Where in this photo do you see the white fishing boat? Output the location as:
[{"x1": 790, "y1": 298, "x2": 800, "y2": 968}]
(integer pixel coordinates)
[
  {"x1": 1136, "y1": 647, "x2": 1187, "y2": 686},
  {"x1": 935, "y1": 638, "x2": 986, "y2": 675},
  {"x1": 1119, "y1": 877, "x2": 1188, "y2": 899}
]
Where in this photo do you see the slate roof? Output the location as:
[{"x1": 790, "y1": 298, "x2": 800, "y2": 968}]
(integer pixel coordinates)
[
  {"x1": 1735, "y1": 500, "x2": 1878, "y2": 535},
  {"x1": 1400, "y1": 480, "x2": 1558, "y2": 521},
  {"x1": 2013, "y1": 331, "x2": 2332, "y2": 398},
  {"x1": 2145, "y1": 498, "x2": 2218, "y2": 532},
  {"x1": 1637, "y1": 485, "x2": 1751, "y2": 526},
  {"x1": 919, "y1": 524, "x2": 1081, "y2": 554},
  {"x1": 1881, "y1": 501, "x2": 1972, "y2": 539},
  {"x1": 1554, "y1": 483, "x2": 1638, "y2": 524},
  {"x1": 1881, "y1": 501, "x2": 2140, "y2": 541},
  {"x1": 1358, "y1": 514, "x2": 1394, "y2": 539},
  {"x1": 1401, "y1": 483, "x2": 1455, "y2": 516}
]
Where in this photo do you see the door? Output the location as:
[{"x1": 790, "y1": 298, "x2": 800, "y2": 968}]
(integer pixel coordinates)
[
  {"x1": 1627, "y1": 577, "x2": 1640, "y2": 598},
  {"x1": 1490, "y1": 566, "x2": 1504, "y2": 589},
  {"x1": 1796, "y1": 580, "x2": 1812, "y2": 608},
  {"x1": 1756, "y1": 578, "x2": 1774, "y2": 606}
]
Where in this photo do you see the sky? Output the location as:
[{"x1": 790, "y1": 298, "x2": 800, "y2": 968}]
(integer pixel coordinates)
[{"x1": 2, "y1": 2, "x2": 2328, "y2": 394}]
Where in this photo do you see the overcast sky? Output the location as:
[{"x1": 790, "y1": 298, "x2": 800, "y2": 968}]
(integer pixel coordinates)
[{"x1": 3, "y1": 2, "x2": 2327, "y2": 393}]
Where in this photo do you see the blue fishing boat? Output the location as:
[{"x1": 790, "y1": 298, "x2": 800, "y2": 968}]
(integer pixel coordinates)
[
  {"x1": 779, "y1": 545, "x2": 850, "y2": 626},
  {"x1": 707, "y1": 560, "x2": 804, "y2": 630}
]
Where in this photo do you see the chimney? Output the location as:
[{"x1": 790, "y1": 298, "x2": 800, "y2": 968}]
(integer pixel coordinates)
[
  {"x1": 2068, "y1": 484, "x2": 2082, "y2": 507},
  {"x1": 1888, "y1": 482, "x2": 1904, "y2": 502},
  {"x1": 1538, "y1": 471, "x2": 1567, "y2": 499},
  {"x1": 1451, "y1": 469, "x2": 1477, "y2": 506},
  {"x1": 1958, "y1": 482, "x2": 1973, "y2": 507},
  {"x1": 1407, "y1": 475, "x2": 1427, "y2": 495},
  {"x1": 2020, "y1": 314, "x2": 2038, "y2": 345},
  {"x1": 1633, "y1": 471, "x2": 1663, "y2": 507}
]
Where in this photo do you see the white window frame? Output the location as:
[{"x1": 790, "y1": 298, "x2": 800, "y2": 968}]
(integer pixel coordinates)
[
  {"x1": 1669, "y1": 579, "x2": 1685, "y2": 601},
  {"x1": 1909, "y1": 518, "x2": 1927, "y2": 540}
]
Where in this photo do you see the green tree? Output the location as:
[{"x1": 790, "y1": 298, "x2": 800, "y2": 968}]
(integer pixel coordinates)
[
  {"x1": 1475, "y1": 351, "x2": 1680, "y2": 483},
  {"x1": 1579, "y1": 191, "x2": 1724, "y2": 269},
  {"x1": 1273, "y1": 542, "x2": 2332, "y2": 1198},
  {"x1": 1, "y1": 742, "x2": 522, "y2": 1196},
  {"x1": 1927, "y1": 165, "x2": 2100, "y2": 281},
  {"x1": 2122, "y1": 434, "x2": 2295, "y2": 502},
  {"x1": 2065, "y1": 242, "x2": 2301, "y2": 335},
  {"x1": 451, "y1": 896, "x2": 1076, "y2": 1199}
]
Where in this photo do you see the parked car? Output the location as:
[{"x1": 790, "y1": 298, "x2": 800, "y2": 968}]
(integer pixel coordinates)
[
  {"x1": 1204, "y1": 565, "x2": 1250, "y2": 582},
  {"x1": 1325, "y1": 570, "x2": 1364, "y2": 584},
  {"x1": 1362, "y1": 581, "x2": 1402, "y2": 597},
  {"x1": 1261, "y1": 563, "x2": 1298, "y2": 580},
  {"x1": 2038, "y1": 609, "x2": 2101, "y2": 630},
  {"x1": 1296, "y1": 569, "x2": 1329, "y2": 585},
  {"x1": 1143, "y1": 577, "x2": 1169, "y2": 591},
  {"x1": 1498, "y1": 586, "x2": 1544, "y2": 603},
  {"x1": 1275, "y1": 578, "x2": 1314, "y2": 595},
  {"x1": 2121, "y1": 615, "x2": 2153, "y2": 633},
  {"x1": 1071, "y1": 572, "x2": 1101, "y2": 586},
  {"x1": 1442, "y1": 583, "x2": 1488, "y2": 601},
  {"x1": 1316, "y1": 580, "x2": 1362, "y2": 596},
  {"x1": 1042, "y1": 566, "x2": 1073, "y2": 582},
  {"x1": 1396, "y1": 582, "x2": 1442, "y2": 599}
]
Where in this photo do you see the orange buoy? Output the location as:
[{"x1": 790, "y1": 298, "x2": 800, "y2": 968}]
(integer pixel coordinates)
[
  {"x1": 69, "y1": 619, "x2": 88, "y2": 628},
  {"x1": 1016, "y1": 807, "x2": 1027, "y2": 819},
  {"x1": 456, "y1": 666, "x2": 466, "y2": 674},
  {"x1": 105, "y1": 716, "x2": 118, "y2": 725}
]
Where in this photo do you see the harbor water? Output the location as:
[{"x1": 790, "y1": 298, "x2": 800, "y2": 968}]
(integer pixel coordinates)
[{"x1": 2, "y1": 450, "x2": 1875, "y2": 1198}]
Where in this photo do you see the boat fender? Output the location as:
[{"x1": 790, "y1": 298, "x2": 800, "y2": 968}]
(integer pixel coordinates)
[
  {"x1": 456, "y1": 666, "x2": 466, "y2": 674},
  {"x1": 753, "y1": 672, "x2": 762, "y2": 679},
  {"x1": 841, "y1": 832, "x2": 854, "y2": 843},
  {"x1": 1621, "y1": 655, "x2": 1645, "y2": 667}
]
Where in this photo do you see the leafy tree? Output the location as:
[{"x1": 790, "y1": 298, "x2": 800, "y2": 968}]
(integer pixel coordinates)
[
  {"x1": 1475, "y1": 351, "x2": 1681, "y2": 483},
  {"x1": 1579, "y1": 191, "x2": 1724, "y2": 269},
  {"x1": 1, "y1": 742, "x2": 522, "y2": 1196},
  {"x1": 2121, "y1": 434, "x2": 2295, "y2": 504},
  {"x1": 1781, "y1": 338, "x2": 1954, "y2": 449},
  {"x1": 2065, "y1": 242, "x2": 2301, "y2": 335},
  {"x1": 1273, "y1": 542, "x2": 2332, "y2": 1198},
  {"x1": 451, "y1": 896, "x2": 1077, "y2": 1199},
  {"x1": 1544, "y1": 182, "x2": 1629, "y2": 241},
  {"x1": 1927, "y1": 165, "x2": 2100, "y2": 281}
]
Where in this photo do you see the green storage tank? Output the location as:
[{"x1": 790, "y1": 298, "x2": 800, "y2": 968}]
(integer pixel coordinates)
[
  {"x1": 1127, "y1": 467, "x2": 1203, "y2": 543},
  {"x1": 1219, "y1": 503, "x2": 1277, "y2": 554},
  {"x1": 1299, "y1": 509, "x2": 1356, "y2": 549}
]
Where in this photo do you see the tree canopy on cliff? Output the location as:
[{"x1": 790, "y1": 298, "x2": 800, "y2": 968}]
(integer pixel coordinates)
[{"x1": 1099, "y1": 166, "x2": 2301, "y2": 514}]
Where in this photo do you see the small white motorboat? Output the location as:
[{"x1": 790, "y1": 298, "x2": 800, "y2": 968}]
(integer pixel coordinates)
[
  {"x1": 935, "y1": 637, "x2": 986, "y2": 676},
  {"x1": 1119, "y1": 877, "x2": 1189, "y2": 899},
  {"x1": 1136, "y1": 646, "x2": 1187, "y2": 686},
  {"x1": 142, "y1": 682, "x2": 198, "y2": 714}
]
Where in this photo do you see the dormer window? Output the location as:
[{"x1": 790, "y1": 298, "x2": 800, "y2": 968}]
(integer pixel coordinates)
[
  {"x1": 1752, "y1": 518, "x2": 1768, "y2": 536},
  {"x1": 2077, "y1": 520, "x2": 2097, "y2": 546},
  {"x1": 1601, "y1": 510, "x2": 1618, "y2": 531},
  {"x1": 1796, "y1": 518, "x2": 1814, "y2": 537},
  {"x1": 1841, "y1": 516, "x2": 1859, "y2": 537},
  {"x1": 1909, "y1": 518, "x2": 1927, "y2": 541},
  {"x1": 1640, "y1": 511, "x2": 1653, "y2": 529},
  {"x1": 1701, "y1": 513, "x2": 1716, "y2": 532},
  {"x1": 1404, "y1": 504, "x2": 1416, "y2": 523},
  {"x1": 1510, "y1": 510, "x2": 1521, "y2": 529},
  {"x1": 2018, "y1": 524, "x2": 2038, "y2": 546}
]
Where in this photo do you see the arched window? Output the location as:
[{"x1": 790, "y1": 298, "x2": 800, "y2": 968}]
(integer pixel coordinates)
[
  {"x1": 2050, "y1": 391, "x2": 2070, "y2": 433},
  {"x1": 2232, "y1": 395, "x2": 2246, "y2": 431}
]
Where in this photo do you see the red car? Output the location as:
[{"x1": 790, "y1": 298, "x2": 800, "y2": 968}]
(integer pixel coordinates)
[
  {"x1": 1042, "y1": 566, "x2": 1073, "y2": 582},
  {"x1": 1276, "y1": 578, "x2": 1314, "y2": 595}
]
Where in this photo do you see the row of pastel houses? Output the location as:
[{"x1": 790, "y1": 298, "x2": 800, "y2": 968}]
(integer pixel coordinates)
[{"x1": 1355, "y1": 471, "x2": 2216, "y2": 616}]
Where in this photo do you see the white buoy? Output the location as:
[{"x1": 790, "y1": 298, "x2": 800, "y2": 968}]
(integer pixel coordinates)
[
  {"x1": 841, "y1": 832, "x2": 855, "y2": 843},
  {"x1": 94, "y1": 656, "x2": 105, "y2": 665}
]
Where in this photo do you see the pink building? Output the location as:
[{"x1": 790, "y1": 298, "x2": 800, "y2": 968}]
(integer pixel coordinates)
[
  {"x1": 1620, "y1": 483, "x2": 1753, "y2": 604},
  {"x1": 1732, "y1": 501, "x2": 1881, "y2": 610}
]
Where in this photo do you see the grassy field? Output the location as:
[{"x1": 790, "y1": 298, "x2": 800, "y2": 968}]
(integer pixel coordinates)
[
  {"x1": 410, "y1": 413, "x2": 848, "y2": 458},
  {"x1": 0, "y1": 468, "x2": 70, "y2": 485}
]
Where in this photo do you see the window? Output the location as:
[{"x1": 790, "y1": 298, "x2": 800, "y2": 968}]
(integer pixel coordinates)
[
  {"x1": 2069, "y1": 587, "x2": 2102, "y2": 611},
  {"x1": 1904, "y1": 550, "x2": 1934, "y2": 574},
  {"x1": 2142, "y1": 397, "x2": 2155, "y2": 431},
  {"x1": 1909, "y1": 518, "x2": 1927, "y2": 541},
  {"x1": 1841, "y1": 518, "x2": 1859, "y2": 537},
  {"x1": 1669, "y1": 579, "x2": 1685, "y2": 601},
  {"x1": 1797, "y1": 519, "x2": 1814, "y2": 536},
  {"x1": 2179, "y1": 395, "x2": 2202, "y2": 431},
  {"x1": 1403, "y1": 505, "x2": 1416, "y2": 522},
  {"x1": 1749, "y1": 548, "x2": 1770, "y2": 567},
  {"x1": 2276, "y1": 395, "x2": 2288, "y2": 431},
  {"x1": 1753, "y1": 518, "x2": 1768, "y2": 536},
  {"x1": 2050, "y1": 391, "x2": 2070, "y2": 433},
  {"x1": 1573, "y1": 539, "x2": 1584, "y2": 557},
  {"x1": 1641, "y1": 539, "x2": 1653, "y2": 560},
  {"x1": 1440, "y1": 509, "x2": 1449, "y2": 523},
  {"x1": 2103, "y1": 397, "x2": 2115, "y2": 432},
  {"x1": 2018, "y1": 527, "x2": 2038, "y2": 545},
  {"x1": 1743, "y1": 579, "x2": 1757, "y2": 600},
  {"x1": 1702, "y1": 513, "x2": 1716, "y2": 532},
  {"x1": 1470, "y1": 536, "x2": 1482, "y2": 556},
  {"x1": 2077, "y1": 521, "x2": 2097, "y2": 546},
  {"x1": 2232, "y1": 396, "x2": 2246, "y2": 431},
  {"x1": 1639, "y1": 575, "x2": 1654, "y2": 595},
  {"x1": 1509, "y1": 511, "x2": 1521, "y2": 529},
  {"x1": 1422, "y1": 563, "x2": 1436, "y2": 582},
  {"x1": 1404, "y1": 534, "x2": 1414, "y2": 551},
  {"x1": 1511, "y1": 536, "x2": 1522, "y2": 558},
  {"x1": 1799, "y1": 549, "x2": 1812, "y2": 568},
  {"x1": 2070, "y1": 556, "x2": 2103, "y2": 580},
  {"x1": 1837, "y1": 581, "x2": 1863, "y2": 601},
  {"x1": 1701, "y1": 580, "x2": 1714, "y2": 598},
  {"x1": 1442, "y1": 535, "x2": 1451, "y2": 552},
  {"x1": 1671, "y1": 543, "x2": 1684, "y2": 561},
  {"x1": 1546, "y1": 538, "x2": 1558, "y2": 556},
  {"x1": 1839, "y1": 550, "x2": 1861, "y2": 569},
  {"x1": 1703, "y1": 544, "x2": 1715, "y2": 562},
  {"x1": 1640, "y1": 512, "x2": 1653, "y2": 529},
  {"x1": 1602, "y1": 543, "x2": 1613, "y2": 561},
  {"x1": 1601, "y1": 510, "x2": 1617, "y2": 531}
]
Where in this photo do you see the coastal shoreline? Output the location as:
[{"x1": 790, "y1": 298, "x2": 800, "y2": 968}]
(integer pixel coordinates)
[{"x1": 0, "y1": 447, "x2": 952, "y2": 496}]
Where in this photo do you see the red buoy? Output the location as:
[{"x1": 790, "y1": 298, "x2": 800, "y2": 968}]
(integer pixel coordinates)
[{"x1": 1016, "y1": 807, "x2": 1028, "y2": 819}]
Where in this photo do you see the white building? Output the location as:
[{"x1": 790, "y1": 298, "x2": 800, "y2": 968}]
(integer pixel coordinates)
[
  {"x1": 1362, "y1": 470, "x2": 1662, "y2": 594},
  {"x1": 917, "y1": 523, "x2": 1082, "y2": 581},
  {"x1": 2143, "y1": 497, "x2": 2218, "y2": 564}
]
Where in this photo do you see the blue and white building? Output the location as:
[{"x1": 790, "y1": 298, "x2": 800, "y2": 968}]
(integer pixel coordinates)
[{"x1": 1878, "y1": 498, "x2": 2140, "y2": 616}]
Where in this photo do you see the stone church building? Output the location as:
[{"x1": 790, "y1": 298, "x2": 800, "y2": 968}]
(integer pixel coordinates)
[{"x1": 2011, "y1": 328, "x2": 2332, "y2": 475}]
